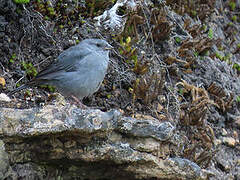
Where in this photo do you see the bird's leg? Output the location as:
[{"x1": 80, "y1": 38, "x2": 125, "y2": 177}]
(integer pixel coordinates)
[{"x1": 70, "y1": 95, "x2": 88, "y2": 109}]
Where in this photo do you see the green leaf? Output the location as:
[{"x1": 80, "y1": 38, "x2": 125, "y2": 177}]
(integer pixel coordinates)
[
  {"x1": 208, "y1": 28, "x2": 213, "y2": 39},
  {"x1": 232, "y1": 15, "x2": 237, "y2": 22},
  {"x1": 229, "y1": 2, "x2": 236, "y2": 11},
  {"x1": 236, "y1": 96, "x2": 240, "y2": 103},
  {"x1": 126, "y1": 36, "x2": 131, "y2": 44},
  {"x1": 175, "y1": 37, "x2": 181, "y2": 43},
  {"x1": 14, "y1": 0, "x2": 30, "y2": 4}
]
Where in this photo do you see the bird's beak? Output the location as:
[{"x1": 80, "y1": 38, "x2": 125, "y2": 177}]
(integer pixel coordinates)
[{"x1": 105, "y1": 44, "x2": 113, "y2": 50}]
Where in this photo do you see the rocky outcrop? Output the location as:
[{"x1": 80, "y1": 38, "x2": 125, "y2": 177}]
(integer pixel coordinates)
[{"x1": 0, "y1": 104, "x2": 206, "y2": 180}]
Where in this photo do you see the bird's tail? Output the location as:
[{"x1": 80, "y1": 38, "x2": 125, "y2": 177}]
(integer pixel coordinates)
[{"x1": 9, "y1": 84, "x2": 29, "y2": 95}]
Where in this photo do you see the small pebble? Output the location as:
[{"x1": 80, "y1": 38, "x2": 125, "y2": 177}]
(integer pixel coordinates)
[
  {"x1": 235, "y1": 116, "x2": 240, "y2": 128},
  {"x1": 214, "y1": 139, "x2": 221, "y2": 146},
  {"x1": 223, "y1": 137, "x2": 236, "y2": 147},
  {"x1": 0, "y1": 93, "x2": 11, "y2": 102},
  {"x1": 221, "y1": 128, "x2": 227, "y2": 136}
]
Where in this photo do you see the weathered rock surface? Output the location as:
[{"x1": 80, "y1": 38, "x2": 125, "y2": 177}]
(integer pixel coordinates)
[{"x1": 0, "y1": 104, "x2": 206, "y2": 180}]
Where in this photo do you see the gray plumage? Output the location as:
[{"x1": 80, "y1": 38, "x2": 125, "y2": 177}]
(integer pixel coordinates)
[{"x1": 10, "y1": 38, "x2": 112, "y2": 99}]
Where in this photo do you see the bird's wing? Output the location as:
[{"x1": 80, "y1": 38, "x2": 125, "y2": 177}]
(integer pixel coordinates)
[{"x1": 35, "y1": 45, "x2": 90, "y2": 79}]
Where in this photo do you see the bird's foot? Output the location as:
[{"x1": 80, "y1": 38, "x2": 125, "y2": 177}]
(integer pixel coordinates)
[{"x1": 70, "y1": 95, "x2": 88, "y2": 109}]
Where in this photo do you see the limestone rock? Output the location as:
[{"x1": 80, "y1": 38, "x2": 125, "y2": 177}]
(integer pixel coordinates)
[{"x1": 0, "y1": 105, "x2": 206, "y2": 180}]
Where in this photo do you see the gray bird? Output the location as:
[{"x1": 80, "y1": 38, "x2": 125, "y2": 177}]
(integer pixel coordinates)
[{"x1": 10, "y1": 38, "x2": 112, "y2": 101}]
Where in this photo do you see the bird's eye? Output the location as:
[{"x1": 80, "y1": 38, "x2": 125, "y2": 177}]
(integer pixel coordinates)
[{"x1": 96, "y1": 43, "x2": 101, "y2": 47}]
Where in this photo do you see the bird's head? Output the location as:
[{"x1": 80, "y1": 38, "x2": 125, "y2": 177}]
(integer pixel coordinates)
[{"x1": 81, "y1": 39, "x2": 113, "y2": 52}]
